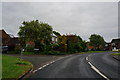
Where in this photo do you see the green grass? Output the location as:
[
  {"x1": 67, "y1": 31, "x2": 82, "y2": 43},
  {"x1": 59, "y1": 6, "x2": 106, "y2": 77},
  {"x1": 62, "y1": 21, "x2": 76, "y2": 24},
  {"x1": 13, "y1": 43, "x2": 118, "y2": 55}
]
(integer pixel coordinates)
[
  {"x1": 2, "y1": 55, "x2": 32, "y2": 79},
  {"x1": 80, "y1": 51, "x2": 107, "y2": 54},
  {"x1": 112, "y1": 53, "x2": 120, "y2": 56}
]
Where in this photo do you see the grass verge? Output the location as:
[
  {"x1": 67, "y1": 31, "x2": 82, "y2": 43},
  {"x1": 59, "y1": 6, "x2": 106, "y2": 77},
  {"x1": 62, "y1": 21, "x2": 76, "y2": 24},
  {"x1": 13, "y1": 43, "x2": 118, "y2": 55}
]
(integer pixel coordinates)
[
  {"x1": 80, "y1": 51, "x2": 107, "y2": 54},
  {"x1": 2, "y1": 55, "x2": 32, "y2": 79},
  {"x1": 112, "y1": 53, "x2": 120, "y2": 56}
]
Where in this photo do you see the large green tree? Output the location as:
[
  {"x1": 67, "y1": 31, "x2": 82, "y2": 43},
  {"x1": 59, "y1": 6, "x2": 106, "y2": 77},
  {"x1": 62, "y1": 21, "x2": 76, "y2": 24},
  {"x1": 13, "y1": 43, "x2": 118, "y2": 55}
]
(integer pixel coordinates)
[
  {"x1": 18, "y1": 20, "x2": 53, "y2": 48},
  {"x1": 89, "y1": 34, "x2": 105, "y2": 50}
]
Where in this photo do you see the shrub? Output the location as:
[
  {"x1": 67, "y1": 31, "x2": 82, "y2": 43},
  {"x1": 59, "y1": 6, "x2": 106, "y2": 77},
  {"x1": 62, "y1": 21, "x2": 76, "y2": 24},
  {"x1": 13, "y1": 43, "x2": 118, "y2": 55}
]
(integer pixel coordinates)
[
  {"x1": 22, "y1": 52, "x2": 33, "y2": 55},
  {"x1": 52, "y1": 44, "x2": 59, "y2": 51},
  {"x1": 35, "y1": 41, "x2": 44, "y2": 52},
  {"x1": 45, "y1": 51, "x2": 65, "y2": 55},
  {"x1": 14, "y1": 49, "x2": 21, "y2": 54},
  {"x1": 8, "y1": 45, "x2": 22, "y2": 54},
  {"x1": 8, "y1": 50, "x2": 21, "y2": 54},
  {"x1": 25, "y1": 46, "x2": 34, "y2": 52},
  {"x1": 44, "y1": 44, "x2": 52, "y2": 52}
]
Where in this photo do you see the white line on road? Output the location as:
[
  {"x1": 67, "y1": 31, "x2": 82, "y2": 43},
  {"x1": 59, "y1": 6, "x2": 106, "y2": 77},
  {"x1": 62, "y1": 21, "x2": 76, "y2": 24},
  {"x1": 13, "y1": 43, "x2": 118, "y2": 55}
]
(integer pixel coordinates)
[
  {"x1": 32, "y1": 62, "x2": 53, "y2": 73},
  {"x1": 86, "y1": 57, "x2": 110, "y2": 80},
  {"x1": 32, "y1": 55, "x2": 73, "y2": 73},
  {"x1": 86, "y1": 57, "x2": 88, "y2": 61}
]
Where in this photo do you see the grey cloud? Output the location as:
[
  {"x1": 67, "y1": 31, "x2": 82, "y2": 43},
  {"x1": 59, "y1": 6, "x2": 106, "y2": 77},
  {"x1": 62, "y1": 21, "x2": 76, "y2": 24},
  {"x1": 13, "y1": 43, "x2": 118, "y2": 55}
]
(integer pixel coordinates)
[{"x1": 2, "y1": 2, "x2": 118, "y2": 42}]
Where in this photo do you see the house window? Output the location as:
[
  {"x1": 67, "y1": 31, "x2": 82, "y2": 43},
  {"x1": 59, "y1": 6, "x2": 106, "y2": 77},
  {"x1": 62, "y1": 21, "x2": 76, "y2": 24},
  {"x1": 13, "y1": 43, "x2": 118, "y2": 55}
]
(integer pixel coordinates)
[
  {"x1": 105, "y1": 44, "x2": 108, "y2": 46},
  {"x1": 112, "y1": 43, "x2": 115, "y2": 46}
]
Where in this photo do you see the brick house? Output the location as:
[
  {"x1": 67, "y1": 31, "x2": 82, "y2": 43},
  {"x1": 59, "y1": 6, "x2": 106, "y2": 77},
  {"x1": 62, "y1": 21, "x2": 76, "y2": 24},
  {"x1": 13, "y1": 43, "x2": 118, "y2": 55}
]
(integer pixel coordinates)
[
  {"x1": 104, "y1": 42, "x2": 112, "y2": 51},
  {"x1": 104, "y1": 38, "x2": 120, "y2": 51},
  {"x1": 7, "y1": 37, "x2": 20, "y2": 51},
  {"x1": 86, "y1": 42, "x2": 95, "y2": 51},
  {"x1": 111, "y1": 38, "x2": 120, "y2": 51},
  {"x1": 0, "y1": 29, "x2": 20, "y2": 51},
  {"x1": 0, "y1": 29, "x2": 11, "y2": 46}
]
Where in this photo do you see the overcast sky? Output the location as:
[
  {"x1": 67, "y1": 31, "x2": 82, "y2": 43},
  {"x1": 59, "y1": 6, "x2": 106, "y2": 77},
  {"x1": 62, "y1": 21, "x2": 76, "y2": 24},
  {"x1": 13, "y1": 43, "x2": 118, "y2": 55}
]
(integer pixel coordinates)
[{"x1": 1, "y1": 2, "x2": 118, "y2": 42}]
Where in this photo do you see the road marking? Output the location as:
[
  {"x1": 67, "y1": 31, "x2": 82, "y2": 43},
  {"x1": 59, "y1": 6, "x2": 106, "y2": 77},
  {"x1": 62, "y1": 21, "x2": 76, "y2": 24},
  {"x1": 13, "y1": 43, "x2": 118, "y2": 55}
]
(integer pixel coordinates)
[
  {"x1": 32, "y1": 61, "x2": 53, "y2": 73},
  {"x1": 86, "y1": 57, "x2": 88, "y2": 61},
  {"x1": 33, "y1": 70, "x2": 38, "y2": 73},
  {"x1": 32, "y1": 55, "x2": 73, "y2": 73},
  {"x1": 87, "y1": 61, "x2": 110, "y2": 80},
  {"x1": 38, "y1": 67, "x2": 42, "y2": 70},
  {"x1": 88, "y1": 62, "x2": 100, "y2": 72}
]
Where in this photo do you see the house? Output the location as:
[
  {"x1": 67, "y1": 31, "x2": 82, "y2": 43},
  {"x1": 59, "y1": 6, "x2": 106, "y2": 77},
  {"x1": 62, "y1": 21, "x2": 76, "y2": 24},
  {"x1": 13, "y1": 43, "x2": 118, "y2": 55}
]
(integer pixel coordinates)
[
  {"x1": 0, "y1": 29, "x2": 11, "y2": 46},
  {"x1": 111, "y1": 38, "x2": 120, "y2": 51},
  {"x1": 0, "y1": 29, "x2": 20, "y2": 51},
  {"x1": 7, "y1": 37, "x2": 20, "y2": 51},
  {"x1": 51, "y1": 34, "x2": 58, "y2": 44},
  {"x1": 86, "y1": 42, "x2": 94, "y2": 51},
  {"x1": 104, "y1": 38, "x2": 120, "y2": 51},
  {"x1": 104, "y1": 42, "x2": 112, "y2": 51}
]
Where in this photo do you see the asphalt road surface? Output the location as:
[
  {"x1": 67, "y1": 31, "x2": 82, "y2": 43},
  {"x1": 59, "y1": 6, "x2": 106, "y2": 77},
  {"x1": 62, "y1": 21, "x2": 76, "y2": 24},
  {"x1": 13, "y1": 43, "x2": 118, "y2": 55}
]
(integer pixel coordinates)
[{"x1": 30, "y1": 52, "x2": 120, "y2": 79}]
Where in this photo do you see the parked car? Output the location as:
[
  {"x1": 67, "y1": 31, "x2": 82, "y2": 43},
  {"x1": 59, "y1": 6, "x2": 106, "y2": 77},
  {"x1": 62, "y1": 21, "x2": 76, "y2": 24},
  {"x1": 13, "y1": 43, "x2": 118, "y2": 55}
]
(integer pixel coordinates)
[{"x1": 0, "y1": 46, "x2": 8, "y2": 53}]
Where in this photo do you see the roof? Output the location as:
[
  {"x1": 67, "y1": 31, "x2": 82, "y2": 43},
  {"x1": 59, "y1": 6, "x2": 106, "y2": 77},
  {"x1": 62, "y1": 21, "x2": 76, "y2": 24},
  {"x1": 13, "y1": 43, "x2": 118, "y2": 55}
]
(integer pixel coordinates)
[
  {"x1": 111, "y1": 38, "x2": 120, "y2": 43},
  {"x1": 105, "y1": 42, "x2": 111, "y2": 44},
  {"x1": 0, "y1": 29, "x2": 10, "y2": 38},
  {"x1": 87, "y1": 46, "x2": 94, "y2": 49},
  {"x1": 52, "y1": 34, "x2": 57, "y2": 38}
]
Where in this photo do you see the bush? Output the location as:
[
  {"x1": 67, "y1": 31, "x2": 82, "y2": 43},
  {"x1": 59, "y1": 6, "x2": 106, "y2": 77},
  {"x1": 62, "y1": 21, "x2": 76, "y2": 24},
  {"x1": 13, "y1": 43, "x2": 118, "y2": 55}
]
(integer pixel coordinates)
[
  {"x1": 67, "y1": 43, "x2": 78, "y2": 53},
  {"x1": 35, "y1": 42, "x2": 44, "y2": 51},
  {"x1": 25, "y1": 46, "x2": 34, "y2": 52},
  {"x1": 57, "y1": 44, "x2": 67, "y2": 52},
  {"x1": 22, "y1": 52, "x2": 33, "y2": 55},
  {"x1": 8, "y1": 50, "x2": 21, "y2": 54},
  {"x1": 44, "y1": 44, "x2": 52, "y2": 52},
  {"x1": 14, "y1": 49, "x2": 21, "y2": 54},
  {"x1": 8, "y1": 49, "x2": 21, "y2": 54},
  {"x1": 118, "y1": 49, "x2": 120, "y2": 52},
  {"x1": 7, "y1": 45, "x2": 21, "y2": 54},
  {"x1": 52, "y1": 44, "x2": 59, "y2": 51},
  {"x1": 34, "y1": 51, "x2": 42, "y2": 54},
  {"x1": 44, "y1": 51, "x2": 65, "y2": 55}
]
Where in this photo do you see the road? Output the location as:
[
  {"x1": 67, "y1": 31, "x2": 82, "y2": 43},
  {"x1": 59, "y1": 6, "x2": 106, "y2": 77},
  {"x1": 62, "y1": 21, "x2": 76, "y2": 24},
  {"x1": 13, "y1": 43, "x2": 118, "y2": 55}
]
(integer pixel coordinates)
[{"x1": 29, "y1": 52, "x2": 120, "y2": 79}]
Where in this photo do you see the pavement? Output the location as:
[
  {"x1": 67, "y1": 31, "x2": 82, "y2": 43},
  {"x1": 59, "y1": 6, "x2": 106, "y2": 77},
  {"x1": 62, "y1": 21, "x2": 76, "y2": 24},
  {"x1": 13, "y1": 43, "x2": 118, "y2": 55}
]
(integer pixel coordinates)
[
  {"x1": 6, "y1": 54, "x2": 65, "y2": 71},
  {"x1": 27, "y1": 52, "x2": 120, "y2": 79},
  {"x1": 112, "y1": 55, "x2": 120, "y2": 61}
]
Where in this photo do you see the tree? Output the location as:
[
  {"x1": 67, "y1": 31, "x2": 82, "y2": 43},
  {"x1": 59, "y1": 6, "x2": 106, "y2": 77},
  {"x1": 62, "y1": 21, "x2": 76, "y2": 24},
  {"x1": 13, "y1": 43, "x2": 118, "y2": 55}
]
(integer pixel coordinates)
[
  {"x1": 89, "y1": 34, "x2": 105, "y2": 50},
  {"x1": 18, "y1": 20, "x2": 53, "y2": 48},
  {"x1": 58, "y1": 35, "x2": 67, "y2": 52},
  {"x1": 79, "y1": 40, "x2": 87, "y2": 52},
  {"x1": 57, "y1": 34, "x2": 86, "y2": 53}
]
